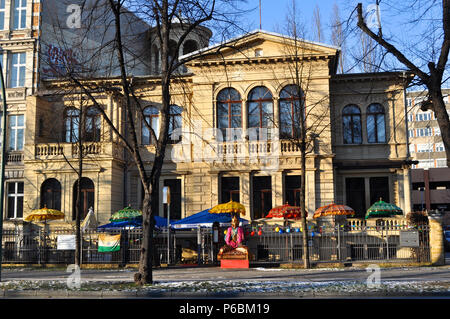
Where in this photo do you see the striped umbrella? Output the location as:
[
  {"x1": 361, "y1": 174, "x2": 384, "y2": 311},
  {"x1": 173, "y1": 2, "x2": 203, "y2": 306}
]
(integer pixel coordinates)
[
  {"x1": 365, "y1": 199, "x2": 403, "y2": 219},
  {"x1": 209, "y1": 200, "x2": 246, "y2": 216},
  {"x1": 109, "y1": 206, "x2": 143, "y2": 222},
  {"x1": 313, "y1": 203, "x2": 355, "y2": 219},
  {"x1": 266, "y1": 203, "x2": 307, "y2": 219}
]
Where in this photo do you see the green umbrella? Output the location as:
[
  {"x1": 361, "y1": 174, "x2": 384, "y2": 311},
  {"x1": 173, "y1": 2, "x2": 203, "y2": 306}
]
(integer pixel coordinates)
[
  {"x1": 365, "y1": 198, "x2": 403, "y2": 219},
  {"x1": 110, "y1": 206, "x2": 143, "y2": 222}
]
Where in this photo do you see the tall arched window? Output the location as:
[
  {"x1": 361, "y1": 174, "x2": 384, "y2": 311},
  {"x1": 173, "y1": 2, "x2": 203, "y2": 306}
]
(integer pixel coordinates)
[
  {"x1": 152, "y1": 44, "x2": 160, "y2": 73},
  {"x1": 217, "y1": 88, "x2": 242, "y2": 141},
  {"x1": 73, "y1": 177, "x2": 94, "y2": 220},
  {"x1": 342, "y1": 105, "x2": 362, "y2": 144},
  {"x1": 64, "y1": 108, "x2": 80, "y2": 143},
  {"x1": 142, "y1": 106, "x2": 159, "y2": 145},
  {"x1": 169, "y1": 105, "x2": 182, "y2": 144},
  {"x1": 85, "y1": 107, "x2": 101, "y2": 142},
  {"x1": 183, "y1": 39, "x2": 198, "y2": 55},
  {"x1": 40, "y1": 178, "x2": 61, "y2": 211},
  {"x1": 279, "y1": 84, "x2": 303, "y2": 139},
  {"x1": 367, "y1": 103, "x2": 386, "y2": 143},
  {"x1": 169, "y1": 39, "x2": 178, "y2": 64},
  {"x1": 247, "y1": 86, "x2": 273, "y2": 138}
]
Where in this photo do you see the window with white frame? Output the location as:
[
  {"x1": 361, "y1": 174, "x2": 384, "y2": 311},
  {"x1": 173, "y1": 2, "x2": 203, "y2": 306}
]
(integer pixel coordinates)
[
  {"x1": 415, "y1": 112, "x2": 432, "y2": 121},
  {"x1": 407, "y1": 113, "x2": 414, "y2": 122},
  {"x1": 7, "y1": 181, "x2": 23, "y2": 219},
  {"x1": 406, "y1": 98, "x2": 412, "y2": 107},
  {"x1": 13, "y1": 0, "x2": 27, "y2": 30},
  {"x1": 435, "y1": 143, "x2": 445, "y2": 152},
  {"x1": 417, "y1": 143, "x2": 432, "y2": 153},
  {"x1": 409, "y1": 143, "x2": 415, "y2": 154},
  {"x1": 10, "y1": 52, "x2": 26, "y2": 87},
  {"x1": 408, "y1": 129, "x2": 414, "y2": 138},
  {"x1": 8, "y1": 114, "x2": 24, "y2": 151},
  {"x1": 0, "y1": 0, "x2": 5, "y2": 30},
  {"x1": 416, "y1": 127, "x2": 432, "y2": 137}
]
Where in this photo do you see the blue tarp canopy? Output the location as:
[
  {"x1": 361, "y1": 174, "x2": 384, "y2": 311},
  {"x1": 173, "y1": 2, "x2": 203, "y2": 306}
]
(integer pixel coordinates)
[
  {"x1": 98, "y1": 215, "x2": 171, "y2": 229},
  {"x1": 171, "y1": 209, "x2": 249, "y2": 229}
]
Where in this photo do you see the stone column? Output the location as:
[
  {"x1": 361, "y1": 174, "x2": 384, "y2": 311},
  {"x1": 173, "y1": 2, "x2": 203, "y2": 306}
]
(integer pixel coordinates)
[
  {"x1": 429, "y1": 215, "x2": 445, "y2": 266},
  {"x1": 403, "y1": 165, "x2": 412, "y2": 215},
  {"x1": 306, "y1": 169, "x2": 316, "y2": 218},
  {"x1": 240, "y1": 171, "x2": 251, "y2": 220},
  {"x1": 272, "y1": 171, "x2": 283, "y2": 208}
]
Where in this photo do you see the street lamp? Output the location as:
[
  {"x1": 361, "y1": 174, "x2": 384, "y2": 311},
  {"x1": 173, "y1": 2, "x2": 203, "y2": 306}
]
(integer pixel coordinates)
[{"x1": 0, "y1": 60, "x2": 7, "y2": 282}]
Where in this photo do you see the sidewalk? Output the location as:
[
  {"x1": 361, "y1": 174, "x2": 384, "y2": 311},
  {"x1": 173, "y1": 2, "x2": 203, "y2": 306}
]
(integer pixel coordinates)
[{"x1": 1, "y1": 264, "x2": 450, "y2": 298}]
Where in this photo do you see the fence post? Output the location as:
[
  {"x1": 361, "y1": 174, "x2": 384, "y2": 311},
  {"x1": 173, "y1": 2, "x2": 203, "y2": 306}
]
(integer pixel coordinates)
[{"x1": 429, "y1": 215, "x2": 445, "y2": 266}]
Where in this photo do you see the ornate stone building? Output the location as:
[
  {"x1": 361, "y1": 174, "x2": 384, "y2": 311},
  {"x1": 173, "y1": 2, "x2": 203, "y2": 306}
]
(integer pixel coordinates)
[{"x1": 14, "y1": 29, "x2": 414, "y2": 228}]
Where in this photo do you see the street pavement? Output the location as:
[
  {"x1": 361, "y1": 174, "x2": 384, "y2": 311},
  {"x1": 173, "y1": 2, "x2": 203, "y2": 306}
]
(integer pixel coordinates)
[{"x1": 2, "y1": 264, "x2": 450, "y2": 284}]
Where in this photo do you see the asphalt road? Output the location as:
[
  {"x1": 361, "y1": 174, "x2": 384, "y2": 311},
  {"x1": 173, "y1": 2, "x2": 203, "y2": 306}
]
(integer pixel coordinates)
[{"x1": 2, "y1": 265, "x2": 450, "y2": 284}]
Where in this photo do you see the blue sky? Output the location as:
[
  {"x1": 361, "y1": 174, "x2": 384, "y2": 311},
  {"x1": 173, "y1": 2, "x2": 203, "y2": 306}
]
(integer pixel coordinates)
[
  {"x1": 237, "y1": 0, "x2": 448, "y2": 85},
  {"x1": 243, "y1": 0, "x2": 338, "y2": 41}
]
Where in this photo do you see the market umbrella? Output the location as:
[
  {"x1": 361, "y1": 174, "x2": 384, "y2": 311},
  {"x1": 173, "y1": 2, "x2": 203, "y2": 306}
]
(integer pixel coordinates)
[
  {"x1": 313, "y1": 203, "x2": 355, "y2": 219},
  {"x1": 365, "y1": 198, "x2": 403, "y2": 219},
  {"x1": 266, "y1": 203, "x2": 307, "y2": 219},
  {"x1": 24, "y1": 206, "x2": 65, "y2": 265},
  {"x1": 81, "y1": 207, "x2": 98, "y2": 231},
  {"x1": 24, "y1": 206, "x2": 65, "y2": 222},
  {"x1": 109, "y1": 206, "x2": 142, "y2": 222},
  {"x1": 209, "y1": 200, "x2": 246, "y2": 216}
]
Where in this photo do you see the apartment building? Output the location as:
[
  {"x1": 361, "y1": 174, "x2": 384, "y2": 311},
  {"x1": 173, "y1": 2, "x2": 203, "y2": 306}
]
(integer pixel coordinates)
[{"x1": 406, "y1": 89, "x2": 450, "y2": 169}]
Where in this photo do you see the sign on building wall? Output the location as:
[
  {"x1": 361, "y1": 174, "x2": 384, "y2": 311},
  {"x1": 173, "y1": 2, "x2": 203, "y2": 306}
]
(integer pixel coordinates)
[
  {"x1": 399, "y1": 230, "x2": 420, "y2": 247},
  {"x1": 57, "y1": 235, "x2": 76, "y2": 250}
]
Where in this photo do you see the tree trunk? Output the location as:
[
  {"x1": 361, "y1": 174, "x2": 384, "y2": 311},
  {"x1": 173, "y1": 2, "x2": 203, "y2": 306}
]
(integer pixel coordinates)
[{"x1": 136, "y1": 191, "x2": 154, "y2": 284}]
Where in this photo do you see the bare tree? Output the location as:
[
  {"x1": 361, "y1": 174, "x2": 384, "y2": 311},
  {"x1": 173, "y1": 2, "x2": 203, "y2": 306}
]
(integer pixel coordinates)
[
  {"x1": 330, "y1": 2, "x2": 346, "y2": 74},
  {"x1": 356, "y1": 1, "x2": 450, "y2": 165},
  {"x1": 41, "y1": 0, "x2": 247, "y2": 285},
  {"x1": 313, "y1": 5, "x2": 323, "y2": 43}
]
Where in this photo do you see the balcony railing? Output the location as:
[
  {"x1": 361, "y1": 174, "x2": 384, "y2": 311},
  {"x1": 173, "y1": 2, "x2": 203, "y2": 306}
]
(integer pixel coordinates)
[{"x1": 34, "y1": 142, "x2": 121, "y2": 160}]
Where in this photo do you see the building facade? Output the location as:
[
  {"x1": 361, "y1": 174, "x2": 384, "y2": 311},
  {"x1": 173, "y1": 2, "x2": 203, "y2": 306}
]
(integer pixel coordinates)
[
  {"x1": 18, "y1": 30, "x2": 413, "y2": 228},
  {"x1": 0, "y1": 2, "x2": 414, "y2": 229}
]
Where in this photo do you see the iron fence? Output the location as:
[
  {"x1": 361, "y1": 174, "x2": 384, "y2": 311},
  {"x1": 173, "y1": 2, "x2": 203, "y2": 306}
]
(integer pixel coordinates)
[{"x1": 1, "y1": 221, "x2": 430, "y2": 265}]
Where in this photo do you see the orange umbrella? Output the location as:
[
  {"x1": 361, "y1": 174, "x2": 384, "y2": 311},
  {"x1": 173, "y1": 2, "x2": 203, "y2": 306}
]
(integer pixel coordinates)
[
  {"x1": 313, "y1": 203, "x2": 355, "y2": 219},
  {"x1": 266, "y1": 203, "x2": 307, "y2": 219}
]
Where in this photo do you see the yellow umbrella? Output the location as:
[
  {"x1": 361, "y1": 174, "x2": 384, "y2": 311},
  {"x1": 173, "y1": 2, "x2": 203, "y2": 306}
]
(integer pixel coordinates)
[
  {"x1": 209, "y1": 200, "x2": 246, "y2": 216},
  {"x1": 24, "y1": 206, "x2": 65, "y2": 222}
]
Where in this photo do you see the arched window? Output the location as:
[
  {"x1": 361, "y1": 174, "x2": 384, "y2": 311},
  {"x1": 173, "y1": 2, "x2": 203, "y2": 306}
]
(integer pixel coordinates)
[
  {"x1": 279, "y1": 84, "x2": 303, "y2": 139},
  {"x1": 247, "y1": 86, "x2": 273, "y2": 138},
  {"x1": 152, "y1": 44, "x2": 160, "y2": 73},
  {"x1": 142, "y1": 106, "x2": 159, "y2": 145},
  {"x1": 169, "y1": 39, "x2": 178, "y2": 63},
  {"x1": 183, "y1": 39, "x2": 198, "y2": 55},
  {"x1": 85, "y1": 107, "x2": 101, "y2": 142},
  {"x1": 73, "y1": 177, "x2": 94, "y2": 220},
  {"x1": 40, "y1": 178, "x2": 61, "y2": 211},
  {"x1": 342, "y1": 105, "x2": 362, "y2": 144},
  {"x1": 64, "y1": 108, "x2": 80, "y2": 143},
  {"x1": 367, "y1": 103, "x2": 386, "y2": 143},
  {"x1": 169, "y1": 105, "x2": 182, "y2": 144},
  {"x1": 217, "y1": 88, "x2": 242, "y2": 141}
]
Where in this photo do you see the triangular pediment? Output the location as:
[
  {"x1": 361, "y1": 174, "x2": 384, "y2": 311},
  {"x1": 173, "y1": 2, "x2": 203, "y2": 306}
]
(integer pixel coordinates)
[{"x1": 183, "y1": 30, "x2": 339, "y2": 64}]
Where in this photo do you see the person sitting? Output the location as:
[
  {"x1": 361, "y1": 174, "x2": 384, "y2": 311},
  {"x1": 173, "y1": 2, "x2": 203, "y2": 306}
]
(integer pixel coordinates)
[{"x1": 217, "y1": 214, "x2": 250, "y2": 260}]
